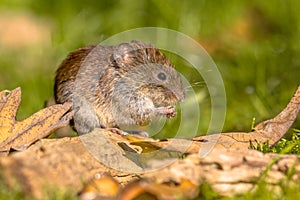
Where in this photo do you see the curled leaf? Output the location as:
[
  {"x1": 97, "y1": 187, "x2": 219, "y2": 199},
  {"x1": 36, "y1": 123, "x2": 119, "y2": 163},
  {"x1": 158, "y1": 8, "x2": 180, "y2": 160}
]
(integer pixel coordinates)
[{"x1": 0, "y1": 87, "x2": 73, "y2": 152}]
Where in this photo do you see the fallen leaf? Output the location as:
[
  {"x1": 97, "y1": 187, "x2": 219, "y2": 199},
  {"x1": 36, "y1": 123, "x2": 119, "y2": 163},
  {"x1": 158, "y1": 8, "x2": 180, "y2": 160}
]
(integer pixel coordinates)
[
  {"x1": 79, "y1": 173, "x2": 121, "y2": 200},
  {"x1": 0, "y1": 87, "x2": 73, "y2": 152},
  {"x1": 119, "y1": 178, "x2": 198, "y2": 200}
]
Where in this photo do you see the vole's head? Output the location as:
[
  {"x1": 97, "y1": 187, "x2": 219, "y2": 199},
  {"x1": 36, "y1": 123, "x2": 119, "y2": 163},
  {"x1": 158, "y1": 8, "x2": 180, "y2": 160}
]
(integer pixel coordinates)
[{"x1": 112, "y1": 40, "x2": 185, "y2": 106}]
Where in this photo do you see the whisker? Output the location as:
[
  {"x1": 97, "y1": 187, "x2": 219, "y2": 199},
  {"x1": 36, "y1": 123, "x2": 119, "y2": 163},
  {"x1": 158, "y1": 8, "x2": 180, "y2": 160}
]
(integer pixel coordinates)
[
  {"x1": 191, "y1": 81, "x2": 205, "y2": 86},
  {"x1": 184, "y1": 81, "x2": 205, "y2": 90}
]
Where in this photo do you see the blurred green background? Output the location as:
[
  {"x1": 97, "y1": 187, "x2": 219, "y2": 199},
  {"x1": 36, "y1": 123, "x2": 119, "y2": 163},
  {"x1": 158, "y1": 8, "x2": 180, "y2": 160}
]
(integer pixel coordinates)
[{"x1": 0, "y1": 0, "x2": 299, "y2": 136}]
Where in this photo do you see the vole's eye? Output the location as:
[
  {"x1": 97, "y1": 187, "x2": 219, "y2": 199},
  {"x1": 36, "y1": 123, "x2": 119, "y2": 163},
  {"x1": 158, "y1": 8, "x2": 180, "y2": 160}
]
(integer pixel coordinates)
[{"x1": 157, "y1": 72, "x2": 167, "y2": 81}]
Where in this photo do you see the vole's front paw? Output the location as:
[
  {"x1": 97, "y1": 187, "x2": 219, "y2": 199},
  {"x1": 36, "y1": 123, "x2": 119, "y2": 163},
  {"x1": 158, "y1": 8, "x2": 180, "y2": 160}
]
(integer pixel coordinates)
[
  {"x1": 165, "y1": 106, "x2": 177, "y2": 118},
  {"x1": 156, "y1": 105, "x2": 177, "y2": 118}
]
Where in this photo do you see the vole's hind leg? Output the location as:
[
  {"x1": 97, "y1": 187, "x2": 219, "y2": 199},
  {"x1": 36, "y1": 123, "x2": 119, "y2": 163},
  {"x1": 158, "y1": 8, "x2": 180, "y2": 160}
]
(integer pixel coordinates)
[
  {"x1": 72, "y1": 99, "x2": 100, "y2": 135},
  {"x1": 105, "y1": 128, "x2": 128, "y2": 136},
  {"x1": 73, "y1": 112, "x2": 99, "y2": 134},
  {"x1": 106, "y1": 128, "x2": 149, "y2": 137}
]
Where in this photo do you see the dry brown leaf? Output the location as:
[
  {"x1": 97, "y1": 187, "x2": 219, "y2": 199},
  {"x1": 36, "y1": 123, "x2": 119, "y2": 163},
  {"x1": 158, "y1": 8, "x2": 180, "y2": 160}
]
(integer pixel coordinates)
[
  {"x1": 79, "y1": 174, "x2": 199, "y2": 200},
  {"x1": 119, "y1": 178, "x2": 198, "y2": 200},
  {"x1": 0, "y1": 87, "x2": 73, "y2": 152},
  {"x1": 79, "y1": 173, "x2": 121, "y2": 200}
]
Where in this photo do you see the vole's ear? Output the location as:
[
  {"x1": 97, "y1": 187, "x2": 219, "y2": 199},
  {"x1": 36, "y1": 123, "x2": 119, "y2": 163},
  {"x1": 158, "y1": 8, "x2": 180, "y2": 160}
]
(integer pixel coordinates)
[
  {"x1": 112, "y1": 41, "x2": 153, "y2": 67},
  {"x1": 113, "y1": 43, "x2": 135, "y2": 67}
]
